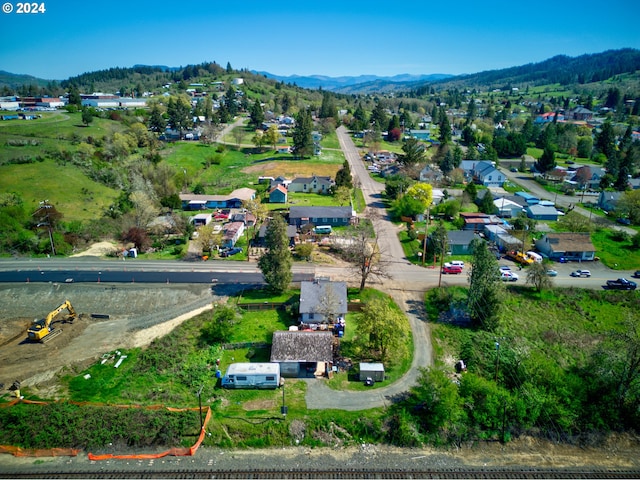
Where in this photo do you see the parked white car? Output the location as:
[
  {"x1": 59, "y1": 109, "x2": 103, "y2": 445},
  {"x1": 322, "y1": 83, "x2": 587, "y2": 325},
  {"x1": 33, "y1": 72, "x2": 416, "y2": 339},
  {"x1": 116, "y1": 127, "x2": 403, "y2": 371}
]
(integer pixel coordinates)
[{"x1": 500, "y1": 271, "x2": 519, "y2": 282}]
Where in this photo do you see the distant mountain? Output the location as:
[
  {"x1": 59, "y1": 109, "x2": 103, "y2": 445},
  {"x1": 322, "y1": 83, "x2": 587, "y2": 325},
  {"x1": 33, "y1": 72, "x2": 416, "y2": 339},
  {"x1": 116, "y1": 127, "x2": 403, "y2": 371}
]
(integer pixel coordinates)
[
  {"x1": 253, "y1": 71, "x2": 453, "y2": 91},
  {"x1": 0, "y1": 70, "x2": 54, "y2": 89},
  {"x1": 418, "y1": 48, "x2": 640, "y2": 91}
]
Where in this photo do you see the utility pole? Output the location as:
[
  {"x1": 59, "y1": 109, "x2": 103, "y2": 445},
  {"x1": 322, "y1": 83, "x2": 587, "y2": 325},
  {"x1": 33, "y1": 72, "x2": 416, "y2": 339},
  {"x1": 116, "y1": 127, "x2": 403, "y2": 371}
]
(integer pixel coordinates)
[
  {"x1": 421, "y1": 205, "x2": 430, "y2": 266},
  {"x1": 36, "y1": 200, "x2": 56, "y2": 256},
  {"x1": 197, "y1": 384, "x2": 204, "y2": 431}
]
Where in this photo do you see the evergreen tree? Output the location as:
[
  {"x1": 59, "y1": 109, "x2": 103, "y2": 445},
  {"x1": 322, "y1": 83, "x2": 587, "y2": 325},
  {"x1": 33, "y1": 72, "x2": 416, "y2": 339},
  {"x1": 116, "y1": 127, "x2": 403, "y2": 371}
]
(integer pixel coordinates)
[
  {"x1": 536, "y1": 145, "x2": 556, "y2": 173},
  {"x1": 291, "y1": 108, "x2": 314, "y2": 158},
  {"x1": 334, "y1": 159, "x2": 353, "y2": 189},
  {"x1": 387, "y1": 114, "x2": 401, "y2": 132},
  {"x1": 464, "y1": 182, "x2": 478, "y2": 202},
  {"x1": 370, "y1": 101, "x2": 388, "y2": 132},
  {"x1": 440, "y1": 148, "x2": 455, "y2": 176},
  {"x1": 258, "y1": 215, "x2": 292, "y2": 294},
  {"x1": 68, "y1": 84, "x2": 81, "y2": 107},
  {"x1": 319, "y1": 92, "x2": 338, "y2": 120},
  {"x1": 226, "y1": 62, "x2": 233, "y2": 73},
  {"x1": 467, "y1": 238, "x2": 502, "y2": 331},
  {"x1": 224, "y1": 85, "x2": 238, "y2": 117},
  {"x1": 595, "y1": 121, "x2": 617, "y2": 160},
  {"x1": 166, "y1": 96, "x2": 192, "y2": 137},
  {"x1": 399, "y1": 137, "x2": 426, "y2": 165},
  {"x1": 352, "y1": 103, "x2": 368, "y2": 131},
  {"x1": 249, "y1": 100, "x2": 265, "y2": 129},
  {"x1": 148, "y1": 104, "x2": 166, "y2": 133},
  {"x1": 466, "y1": 98, "x2": 477, "y2": 124},
  {"x1": 479, "y1": 189, "x2": 496, "y2": 214},
  {"x1": 438, "y1": 107, "x2": 451, "y2": 144}
]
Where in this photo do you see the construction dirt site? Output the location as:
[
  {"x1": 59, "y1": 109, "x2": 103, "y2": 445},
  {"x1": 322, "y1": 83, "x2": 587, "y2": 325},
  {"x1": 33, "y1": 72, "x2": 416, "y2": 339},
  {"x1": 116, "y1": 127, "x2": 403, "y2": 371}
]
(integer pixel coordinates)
[{"x1": 0, "y1": 281, "x2": 219, "y2": 398}]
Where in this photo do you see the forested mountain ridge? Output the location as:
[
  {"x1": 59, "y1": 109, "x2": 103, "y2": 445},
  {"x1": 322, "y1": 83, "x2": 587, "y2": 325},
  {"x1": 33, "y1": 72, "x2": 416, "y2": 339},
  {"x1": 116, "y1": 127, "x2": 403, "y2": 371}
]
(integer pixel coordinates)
[{"x1": 415, "y1": 48, "x2": 640, "y2": 93}]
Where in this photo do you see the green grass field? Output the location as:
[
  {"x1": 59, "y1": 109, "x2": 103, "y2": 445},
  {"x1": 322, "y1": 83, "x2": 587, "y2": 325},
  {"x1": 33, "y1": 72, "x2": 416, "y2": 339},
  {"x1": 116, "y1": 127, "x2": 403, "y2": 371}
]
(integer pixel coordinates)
[{"x1": 0, "y1": 158, "x2": 118, "y2": 222}]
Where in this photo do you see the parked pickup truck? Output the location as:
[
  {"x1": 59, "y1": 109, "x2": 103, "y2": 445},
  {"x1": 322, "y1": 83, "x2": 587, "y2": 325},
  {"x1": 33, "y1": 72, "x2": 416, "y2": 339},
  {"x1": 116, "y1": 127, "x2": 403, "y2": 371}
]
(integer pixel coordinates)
[{"x1": 605, "y1": 278, "x2": 637, "y2": 290}]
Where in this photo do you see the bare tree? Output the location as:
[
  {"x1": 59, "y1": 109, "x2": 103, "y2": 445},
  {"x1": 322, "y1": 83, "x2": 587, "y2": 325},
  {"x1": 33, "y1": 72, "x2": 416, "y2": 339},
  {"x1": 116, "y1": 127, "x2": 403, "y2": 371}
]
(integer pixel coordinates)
[
  {"x1": 341, "y1": 223, "x2": 392, "y2": 291},
  {"x1": 315, "y1": 283, "x2": 342, "y2": 323}
]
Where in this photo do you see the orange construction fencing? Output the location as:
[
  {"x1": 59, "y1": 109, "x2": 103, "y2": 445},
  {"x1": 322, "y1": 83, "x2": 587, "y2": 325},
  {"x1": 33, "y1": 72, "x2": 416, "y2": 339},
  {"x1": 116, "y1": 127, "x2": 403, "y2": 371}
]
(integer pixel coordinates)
[{"x1": 0, "y1": 399, "x2": 212, "y2": 460}]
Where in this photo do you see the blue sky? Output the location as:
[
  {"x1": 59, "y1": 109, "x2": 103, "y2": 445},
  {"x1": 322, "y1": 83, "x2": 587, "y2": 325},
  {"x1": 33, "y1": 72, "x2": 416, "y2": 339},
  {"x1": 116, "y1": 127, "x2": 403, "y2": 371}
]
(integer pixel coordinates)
[{"x1": 1, "y1": 0, "x2": 638, "y2": 80}]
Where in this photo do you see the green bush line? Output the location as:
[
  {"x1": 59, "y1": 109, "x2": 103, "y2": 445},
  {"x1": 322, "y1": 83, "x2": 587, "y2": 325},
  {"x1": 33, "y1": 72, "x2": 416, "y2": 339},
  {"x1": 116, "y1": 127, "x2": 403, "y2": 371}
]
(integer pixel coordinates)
[{"x1": 0, "y1": 402, "x2": 199, "y2": 450}]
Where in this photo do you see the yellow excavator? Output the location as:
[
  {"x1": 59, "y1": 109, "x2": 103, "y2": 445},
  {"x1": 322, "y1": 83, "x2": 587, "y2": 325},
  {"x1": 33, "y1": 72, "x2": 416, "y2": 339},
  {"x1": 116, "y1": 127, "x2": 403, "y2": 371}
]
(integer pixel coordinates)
[{"x1": 27, "y1": 300, "x2": 77, "y2": 342}]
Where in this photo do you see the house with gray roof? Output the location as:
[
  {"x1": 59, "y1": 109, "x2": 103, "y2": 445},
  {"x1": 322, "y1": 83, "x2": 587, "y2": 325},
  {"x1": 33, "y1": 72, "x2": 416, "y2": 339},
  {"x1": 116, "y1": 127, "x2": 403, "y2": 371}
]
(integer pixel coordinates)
[
  {"x1": 447, "y1": 230, "x2": 477, "y2": 255},
  {"x1": 299, "y1": 279, "x2": 347, "y2": 325},
  {"x1": 525, "y1": 204, "x2": 560, "y2": 221},
  {"x1": 270, "y1": 331, "x2": 334, "y2": 378},
  {"x1": 598, "y1": 191, "x2": 623, "y2": 211},
  {"x1": 288, "y1": 175, "x2": 334, "y2": 194},
  {"x1": 289, "y1": 206, "x2": 354, "y2": 228}
]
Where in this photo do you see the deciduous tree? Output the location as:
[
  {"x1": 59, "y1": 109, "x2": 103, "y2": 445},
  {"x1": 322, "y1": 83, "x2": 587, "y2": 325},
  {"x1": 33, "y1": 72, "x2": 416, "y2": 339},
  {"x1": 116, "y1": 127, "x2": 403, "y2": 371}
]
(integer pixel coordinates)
[
  {"x1": 526, "y1": 261, "x2": 553, "y2": 292},
  {"x1": 357, "y1": 297, "x2": 408, "y2": 364}
]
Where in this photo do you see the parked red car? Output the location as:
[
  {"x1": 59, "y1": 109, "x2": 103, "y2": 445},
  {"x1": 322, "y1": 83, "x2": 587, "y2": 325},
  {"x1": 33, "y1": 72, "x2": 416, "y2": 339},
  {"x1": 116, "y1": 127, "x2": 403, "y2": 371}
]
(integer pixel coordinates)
[{"x1": 442, "y1": 265, "x2": 463, "y2": 274}]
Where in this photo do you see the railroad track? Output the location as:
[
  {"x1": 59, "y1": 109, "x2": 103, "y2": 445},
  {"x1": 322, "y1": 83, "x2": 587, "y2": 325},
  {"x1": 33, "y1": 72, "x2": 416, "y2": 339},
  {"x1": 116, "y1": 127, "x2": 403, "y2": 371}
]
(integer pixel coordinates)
[{"x1": 2, "y1": 468, "x2": 640, "y2": 479}]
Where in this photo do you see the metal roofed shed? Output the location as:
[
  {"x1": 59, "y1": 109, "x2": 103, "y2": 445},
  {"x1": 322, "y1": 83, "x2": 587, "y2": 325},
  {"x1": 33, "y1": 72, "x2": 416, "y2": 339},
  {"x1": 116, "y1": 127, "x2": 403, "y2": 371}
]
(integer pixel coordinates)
[
  {"x1": 359, "y1": 362, "x2": 385, "y2": 382},
  {"x1": 221, "y1": 362, "x2": 281, "y2": 389}
]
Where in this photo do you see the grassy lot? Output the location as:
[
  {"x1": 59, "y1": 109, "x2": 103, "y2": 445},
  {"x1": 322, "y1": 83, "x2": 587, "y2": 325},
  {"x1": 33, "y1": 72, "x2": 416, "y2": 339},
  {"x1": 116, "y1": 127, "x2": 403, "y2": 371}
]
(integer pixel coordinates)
[
  {"x1": 591, "y1": 229, "x2": 640, "y2": 270},
  {"x1": 164, "y1": 143, "x2": 344, "y2": 195},
  {"x1": 0, "y1": 158, "x2": 119, "y2": 223}
]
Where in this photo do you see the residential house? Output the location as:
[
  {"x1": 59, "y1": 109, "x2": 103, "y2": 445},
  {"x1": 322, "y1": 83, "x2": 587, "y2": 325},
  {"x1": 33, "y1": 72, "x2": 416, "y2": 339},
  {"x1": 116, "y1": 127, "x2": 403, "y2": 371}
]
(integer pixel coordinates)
[
  {"x1": 484, "y1": 225, "x2": 522, "y2": 251},
  {"x1": 270, "y1": 331, "x2": 334, "y2": 378},
  {"x1": 447, "y1": 230, "x2": 478, "y2": 255},
  {"x1": 525, "y1": 204, "x2": 560, "y2": 221},
  {"x1": 535, "y1": 232, "x2": 596, "y2": 262},
  {"x1": 289, "y1": 206, "x2": 354, "y2": 228},
  {"x1": 276, "y1": 145, "x2": 291, "y2": 154},
  {"x1": 460, "y1": 160, "x2": 505, "y2": 187},
  {"x1": 299, "y1": 279, "x2": 348, "y2": 325},
  {"x1": 408, "y1": 129, "x2": 431, "y2": 141},
  {"x1": 222, "y1": 221, "x2": 245, "y2": 248},
  {"x1": 460, "y1": 212, "x2": 503, "y2": 232},
  {"x1": 268, "y1": 184, "x2": 288, "y2": 203},
  {"x1": 375, "y1": 150, "x2": 396, "y2": 162},
  {"x1": 570, "y1": 107, "x2": 594, "y2": 121},
  {"x1": 269, "y1": 176, "x2": 290, "y2": 189},
  {"x1": 230, "y1": 212, "x2": 256, "y2": 227},
  {"x1": 190, "y1": 213, "x2": 212, "y2": 227},
  {"x1": 493, "y1": 196, "x2": 525, "y2": 218},
  {"x1": 535, "y1": 112, "x2": 565, "y2": 124},
  {"x1": 419, "y1": 165, "x2": 444, "y2": 184},
  {"x1": 569, "y1": 166, "x2": 606, "y2": 191},
  {"x1": 474, "y1": 162, "x2": 506, "y2": 187},
  {"x1": 179, "y1": 188, "x2": 256, "y2": 210},
  {"x1": 288, "y1": 175, "x2": 334, "y2": 194},
  {"x1": 598, "y1": 191, "x2": 623, "y2": 212},
  {"x1": 514, "y1": 191, "x2": 540, "y2": 205}
]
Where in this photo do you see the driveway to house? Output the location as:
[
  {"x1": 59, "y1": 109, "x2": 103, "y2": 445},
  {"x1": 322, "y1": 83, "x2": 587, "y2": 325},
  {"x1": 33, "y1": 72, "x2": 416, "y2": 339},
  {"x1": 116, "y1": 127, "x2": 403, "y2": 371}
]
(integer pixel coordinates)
[{"x1": 304, "y1": 127, "x2": 435, "y2": 410}]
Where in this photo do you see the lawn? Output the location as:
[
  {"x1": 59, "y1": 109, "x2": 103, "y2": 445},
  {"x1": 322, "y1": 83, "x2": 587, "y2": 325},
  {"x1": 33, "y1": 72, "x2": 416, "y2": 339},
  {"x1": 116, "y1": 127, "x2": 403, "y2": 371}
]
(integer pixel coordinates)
[
  {"x1": 591, "y1": 229, "x2": 640, "y2": 270},
  {"x1": 0, "y1": 158, "x2": 119, "y2": 223}
]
